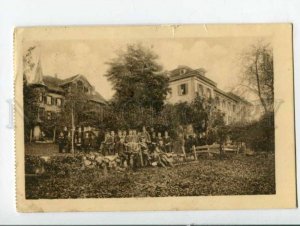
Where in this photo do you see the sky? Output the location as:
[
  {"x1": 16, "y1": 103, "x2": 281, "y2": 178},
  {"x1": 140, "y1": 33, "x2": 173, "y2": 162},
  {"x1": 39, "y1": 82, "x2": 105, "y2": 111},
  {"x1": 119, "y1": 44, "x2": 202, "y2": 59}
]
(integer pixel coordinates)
[{"x1": 24, "y1": 36, "x2": 265, "y2": 100}]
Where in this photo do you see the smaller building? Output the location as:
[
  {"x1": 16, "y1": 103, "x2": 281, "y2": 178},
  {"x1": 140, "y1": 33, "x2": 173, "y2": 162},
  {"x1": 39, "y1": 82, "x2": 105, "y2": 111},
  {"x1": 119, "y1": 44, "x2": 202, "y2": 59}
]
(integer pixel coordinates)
[
  {"x1": 166, "y1": 66, "x2": 253, "y2": 124},
  {"x1": 25, "y1": 59, "x2": 107, "y2": 142}
]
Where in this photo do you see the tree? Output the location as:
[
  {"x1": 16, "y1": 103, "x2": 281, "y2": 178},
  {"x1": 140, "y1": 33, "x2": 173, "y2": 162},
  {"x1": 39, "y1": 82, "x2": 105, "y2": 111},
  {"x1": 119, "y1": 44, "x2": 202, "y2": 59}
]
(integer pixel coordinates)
[
  {"x1": 60, "y1": 87, "x2": 89, "y2": 154},
  {"x1": 240, "y1": 42, "x2": 274, "y2": 114},
  {"x1": 105, "y1": 44, "x2": 170, "y2": 113},
  {"x1": 23, "y1": 46, "x2": 39, "y2": 142},
  {"x1": 237, "y1": 42, "x2": 275, "y2": 152}
]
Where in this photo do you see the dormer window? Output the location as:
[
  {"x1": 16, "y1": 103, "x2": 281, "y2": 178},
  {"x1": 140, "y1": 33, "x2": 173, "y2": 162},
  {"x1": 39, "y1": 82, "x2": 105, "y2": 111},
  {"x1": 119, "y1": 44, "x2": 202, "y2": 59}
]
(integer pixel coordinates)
[{"x1": 180, "y1": 68, "x2": 187, "y2": 75}]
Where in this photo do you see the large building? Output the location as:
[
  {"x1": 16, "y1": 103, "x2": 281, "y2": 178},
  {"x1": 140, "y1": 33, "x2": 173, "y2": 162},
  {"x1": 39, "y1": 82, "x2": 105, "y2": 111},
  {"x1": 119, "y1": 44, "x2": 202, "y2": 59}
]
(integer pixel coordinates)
[
  {"x1": 166, "y1": 66, "x2": 252, "y2": 124},
  {"x1": 25, "y1": 59, "x2": 107, "y2": 142}
]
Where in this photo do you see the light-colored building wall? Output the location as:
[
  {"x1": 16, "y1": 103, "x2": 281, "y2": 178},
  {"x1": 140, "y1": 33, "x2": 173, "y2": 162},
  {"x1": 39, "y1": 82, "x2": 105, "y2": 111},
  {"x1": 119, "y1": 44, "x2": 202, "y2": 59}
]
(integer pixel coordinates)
[{"x1": 167, "y1": 77, "x2": 195, "y2": 103}]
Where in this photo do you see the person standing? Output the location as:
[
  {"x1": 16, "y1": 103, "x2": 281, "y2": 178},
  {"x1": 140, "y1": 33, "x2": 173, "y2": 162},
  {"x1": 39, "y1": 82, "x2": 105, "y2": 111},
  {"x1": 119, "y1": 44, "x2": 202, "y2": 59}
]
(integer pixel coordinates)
[
  {"x1": 141, "y1": 126, "x2": 151, "y2": 143},
  {"x1": 83, "y1": 132, "x2": 90, "y2": 153},
  {"x1": 108, "y1": 131, "x2": 116, "y2": 155},
  {"x1": 57, "y1": 131, "x2": 65, "y2": 153},
  {"x1": 163, "y1": 131, "x2": 172, "y2": 153}
]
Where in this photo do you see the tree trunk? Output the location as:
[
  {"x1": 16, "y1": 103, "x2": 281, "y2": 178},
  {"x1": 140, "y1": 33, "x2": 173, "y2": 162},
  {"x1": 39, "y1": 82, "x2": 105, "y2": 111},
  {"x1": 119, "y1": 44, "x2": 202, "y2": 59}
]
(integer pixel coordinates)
[
  {"x1": 254, "y1": 55, "x2": 268, "y2": 113},
  {"x1": 53, "y1": 126, "x2": 56, "y2": 142},
  {"x1": 71, "y1": 107, "x2": 75, "y2": 155}
]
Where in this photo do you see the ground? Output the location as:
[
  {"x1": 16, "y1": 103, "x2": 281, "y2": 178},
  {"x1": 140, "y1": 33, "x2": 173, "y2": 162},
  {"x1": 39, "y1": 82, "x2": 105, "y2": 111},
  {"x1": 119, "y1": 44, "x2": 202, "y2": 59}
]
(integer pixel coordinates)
[{"x1": 25, "y1": 144, "x2": 275, "y2": 199}]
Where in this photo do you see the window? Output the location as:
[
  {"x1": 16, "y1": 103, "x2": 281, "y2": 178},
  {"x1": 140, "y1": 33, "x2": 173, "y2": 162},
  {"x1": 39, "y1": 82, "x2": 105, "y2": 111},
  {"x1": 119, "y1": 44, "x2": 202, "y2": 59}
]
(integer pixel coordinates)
[
  {"x1": 47, "y1": 111, "x2": 52, "y2": 120},
  {"x1": 39, "y1": 93, "x2": 43, "y2": 102},
  {"x1": 77, "y1": 80, "x2": 84, "y2": 92},
  {"x1": 215, "y1": 97, "x2": 220, "y2": 106},
  {"x1": 38, "y1": 107, "x2": 45, "y2": 119},
  {"x1": 180, "y1": 68, "x2": 187, "y2": 75},
  {"x1": 46, "y1": 96, "x2": 52, "y2": 105},
  {"x1": 206, "y1": 88, "x2": 212, "y2": 98},
  {"x1": 178, "y1": 83, "x2": 188, "y2": 95},
  {"x1": 56, "y1": 98, "x2": 62, "y2": 107},
  {"x1": 198, "y1": 84, "x2": 204, "y2": 96}
]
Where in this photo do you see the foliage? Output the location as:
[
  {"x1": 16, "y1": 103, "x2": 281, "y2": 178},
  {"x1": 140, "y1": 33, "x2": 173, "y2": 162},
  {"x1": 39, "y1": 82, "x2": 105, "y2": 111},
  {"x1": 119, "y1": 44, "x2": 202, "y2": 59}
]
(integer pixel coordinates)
[
  {"x1": 105, "y1": 44, "x2": 170, "y2": 113},
  {"x1": 25, "y1": 154, "x2": 275, "y2": 199},
  {"x1": 228, "y1": 112, "x2": 275, "y2": 152}
]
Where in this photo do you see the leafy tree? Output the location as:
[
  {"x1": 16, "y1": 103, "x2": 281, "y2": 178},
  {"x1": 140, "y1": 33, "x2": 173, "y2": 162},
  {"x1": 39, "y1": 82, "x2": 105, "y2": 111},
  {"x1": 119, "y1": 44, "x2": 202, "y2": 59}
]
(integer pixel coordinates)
[
  {"x1": 23, "y1": 46, "x2": 40, "y2": 142},
  {"x1": 105, "y1": 44, "x2": 170, "y2": 112}
]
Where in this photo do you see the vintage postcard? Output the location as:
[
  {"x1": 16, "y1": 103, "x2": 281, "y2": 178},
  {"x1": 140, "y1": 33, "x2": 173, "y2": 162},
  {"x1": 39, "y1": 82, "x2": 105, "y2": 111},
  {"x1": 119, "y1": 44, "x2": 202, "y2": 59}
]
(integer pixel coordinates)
[{"x1": 14, "y1": 24, "x2": 296, "y2": 212}]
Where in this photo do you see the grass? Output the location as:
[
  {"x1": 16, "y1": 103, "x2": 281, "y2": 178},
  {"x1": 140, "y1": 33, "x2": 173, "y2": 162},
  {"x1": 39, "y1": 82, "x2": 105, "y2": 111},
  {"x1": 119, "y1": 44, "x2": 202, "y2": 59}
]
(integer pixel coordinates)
[{"x1": 25, "y1": 153, "x2": 275, "y2": 199}]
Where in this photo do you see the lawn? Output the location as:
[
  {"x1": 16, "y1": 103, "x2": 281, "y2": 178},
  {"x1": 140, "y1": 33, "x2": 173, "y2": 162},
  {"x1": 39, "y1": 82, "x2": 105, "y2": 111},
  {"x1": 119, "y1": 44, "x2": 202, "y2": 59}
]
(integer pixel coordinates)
[{"x1": 25, "y1": 153, "x2": 275, "y2": 199}]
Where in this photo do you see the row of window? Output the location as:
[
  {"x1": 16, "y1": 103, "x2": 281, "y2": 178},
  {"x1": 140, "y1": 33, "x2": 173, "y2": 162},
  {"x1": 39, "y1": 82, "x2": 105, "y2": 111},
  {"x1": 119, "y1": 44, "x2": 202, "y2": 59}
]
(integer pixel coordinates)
[
  {"x1": 39, "y1": 94, "x2": 63, "y2": 106},
  {"x1": 38, "y1": 108, "x2": 59, "y2": 120},
  {"x1": 215, "y1": 98, "x2": 237, "y2": 112},
  {"x1": 176, "y1": 83, "x2": 238, "y2": 113},
  {"x1": 177, "y1": 83, "x2": 213, "y2": 98}
]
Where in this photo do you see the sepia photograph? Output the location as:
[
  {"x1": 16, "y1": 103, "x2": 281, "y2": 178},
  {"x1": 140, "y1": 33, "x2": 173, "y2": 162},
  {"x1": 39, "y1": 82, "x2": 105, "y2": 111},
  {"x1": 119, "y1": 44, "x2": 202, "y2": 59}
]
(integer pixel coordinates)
[{"x1": 14, "y1": 24, "x2": 296, "y2": 212}]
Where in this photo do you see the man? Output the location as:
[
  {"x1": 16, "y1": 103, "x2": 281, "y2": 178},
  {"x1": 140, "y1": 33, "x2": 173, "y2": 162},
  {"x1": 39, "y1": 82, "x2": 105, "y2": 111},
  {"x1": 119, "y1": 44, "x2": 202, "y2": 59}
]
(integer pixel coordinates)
[
  {"x1": 57, "y1": 131, "x2": 65, "y2": 153},
  {"x1": 126, "y1": 130, "x2": 133, "y2": 143},
  {"x1": 90, "y1": 133, "x2": 98, "y2": 150},
  {"x1": 132, "y1": 130, "x2": 139, "y2": 143},
  {"x1": 163, "y1": 131, "x2": 172, "y2": 153},
  {"x1": 83, "y1": 132, "x2": 91, "y2": 153},
  {"x1": 139, "y1": 137, "x2": 150, "y2": 167},
  {"x1": 106, "y1": 131, "x2": 116, "y2": 155},
  {"x1": 156, "y1": 139, "x2": 174, "y2": 167},
  {"x1": 115, "y1": 137, "x2": 128, "y2": 167},
  {"x1": 100, "y1": 131, "x2": 110, "y2": 156},
  {"x1": 141, "y1": 126, "x2": 151, "y2": 143},
  {"x1": 156, "y1": 132, "x2": 164, "y2": 145},
  {"x1": 186, "y1": 133, "x2": 198, "y2": 160}
]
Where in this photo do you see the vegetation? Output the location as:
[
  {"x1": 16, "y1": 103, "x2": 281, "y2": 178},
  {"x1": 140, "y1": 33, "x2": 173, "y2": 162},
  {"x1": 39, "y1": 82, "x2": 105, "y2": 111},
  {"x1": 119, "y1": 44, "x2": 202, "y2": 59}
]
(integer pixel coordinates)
[
  {"x1": 25, "y1": 153, "x2": 275, "y2": 199},
  {"x1": 234, "y1": 42, "x2": 275, "y2": 152},
  {"x1": 105, "y1": 44, "x2": 170, "y2": 113}
]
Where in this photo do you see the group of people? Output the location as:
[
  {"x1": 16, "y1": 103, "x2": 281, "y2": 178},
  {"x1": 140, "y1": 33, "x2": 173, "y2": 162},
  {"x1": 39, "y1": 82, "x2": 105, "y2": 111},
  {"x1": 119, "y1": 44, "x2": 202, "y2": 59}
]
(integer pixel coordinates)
[
  {"x1": 56, "y1": 126, "x2": 176, "y2": 168},
  {"x1": 56, "y1": 125, "x2": 210, "y2": 169},
  {"x1": 99, "y1": 126, "x2": 174, "y2": 169}
]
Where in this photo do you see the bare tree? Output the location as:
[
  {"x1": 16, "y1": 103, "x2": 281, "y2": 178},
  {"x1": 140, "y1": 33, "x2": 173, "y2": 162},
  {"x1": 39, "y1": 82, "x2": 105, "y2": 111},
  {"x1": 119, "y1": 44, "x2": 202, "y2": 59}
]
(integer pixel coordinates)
[{"x1": 239, "y1": 42, "x2": 274, "y2": 114}]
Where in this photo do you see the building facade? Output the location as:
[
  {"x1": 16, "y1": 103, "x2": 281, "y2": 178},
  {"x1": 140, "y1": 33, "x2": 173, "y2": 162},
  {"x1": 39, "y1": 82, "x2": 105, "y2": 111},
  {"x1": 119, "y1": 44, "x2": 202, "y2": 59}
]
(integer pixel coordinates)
[
  {"x1": 25, "y1": 60, "x2": 107, "y2": 142},
  {"x1": 166, "y1": 66, "x2": 252, "y2": 124}
]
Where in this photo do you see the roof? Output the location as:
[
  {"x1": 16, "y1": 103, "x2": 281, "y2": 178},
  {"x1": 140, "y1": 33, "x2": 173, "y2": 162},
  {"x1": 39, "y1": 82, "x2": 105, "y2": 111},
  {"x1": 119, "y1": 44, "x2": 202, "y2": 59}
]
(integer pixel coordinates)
[
  {"x1": 59, "y1": 74, "x2": 81, "y2": 85},
  {"x1": 227, "y1": 92, "x2": 252, "y2": 105},
  {"x1": 60, "y1": 74, "x2": 93, "y2": 88},
  {"x1": 87, "y1": 92, "x2": 107, "y2": 105},
  {"x1": 42, "y1": 76, "x2": 64, "y2": 93},
  {"x1": 214, "y1": 88, "x2": 252, "y2": 105},
  {"x1": 31, "y1": 74, "x2": 107, "y2": 104},
  {"x1": 214, "y1": 87, "x2": 237, "y2": 101},
  {"x1": 169, "y1": 66, "x2": 217, "y2": 87}
]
